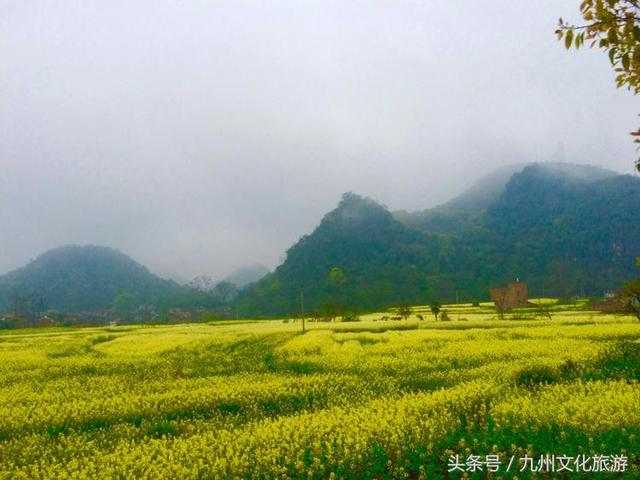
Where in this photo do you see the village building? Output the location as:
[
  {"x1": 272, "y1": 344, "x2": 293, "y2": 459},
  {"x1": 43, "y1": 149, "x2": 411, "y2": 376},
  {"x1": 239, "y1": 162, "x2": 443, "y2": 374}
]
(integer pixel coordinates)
[
  {"x1": 590, "y1": 292, "x2": 625, "y2": 313},
  {"x1": 489, "y1": 282, "x2": 531, "y2": 310}
]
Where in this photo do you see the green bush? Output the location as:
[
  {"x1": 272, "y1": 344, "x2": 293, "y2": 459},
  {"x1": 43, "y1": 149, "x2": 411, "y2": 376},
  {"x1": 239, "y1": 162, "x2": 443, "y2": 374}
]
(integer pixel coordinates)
[{"x1": 515, "y1": 365, "x2": 559, "y2": 386}]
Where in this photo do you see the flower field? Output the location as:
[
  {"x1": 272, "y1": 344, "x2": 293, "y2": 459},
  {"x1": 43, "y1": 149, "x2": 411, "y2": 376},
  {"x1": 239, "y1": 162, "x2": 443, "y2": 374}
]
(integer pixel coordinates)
[{"x1": 1, "y1": 305, "x2": 639, "y2": 479}]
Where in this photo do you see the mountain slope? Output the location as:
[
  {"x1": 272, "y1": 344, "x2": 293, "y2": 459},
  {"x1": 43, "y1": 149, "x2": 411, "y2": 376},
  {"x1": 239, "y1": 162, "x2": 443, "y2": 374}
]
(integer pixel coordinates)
[
  {"x1": 240, "y1": 164, "x2": 640, "y2": 316},
  {"x1": 0, "y1": 245, "x2": 185, "y2": 312},
  {"x1": 239, "y1": 193, "x2": 442, "y2": 315},
  {"x1": 395, "y1": 162, "x2": 618, "y2": 235},
  {"x1": 482, "y1": 165, "x2": 640, "y2": 295}
]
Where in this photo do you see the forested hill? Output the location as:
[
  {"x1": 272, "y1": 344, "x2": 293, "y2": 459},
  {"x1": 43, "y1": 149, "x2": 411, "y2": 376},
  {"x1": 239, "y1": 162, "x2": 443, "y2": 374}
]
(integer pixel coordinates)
[
  {"x1": 238, "y1": 163, "x2": 640, "y2": 316},
  {"x1": 0, "y1": 245, "x2": 186, "y2": 312},
  {"x1": 238, "y1": 193, "x2": 441, "y2": 315},
  {"x1": 393, "y1": 162, "x2": 617, "y2": 234},
  {"x1": 483, "y1": 164, "x2": 639, "y2": 295}
]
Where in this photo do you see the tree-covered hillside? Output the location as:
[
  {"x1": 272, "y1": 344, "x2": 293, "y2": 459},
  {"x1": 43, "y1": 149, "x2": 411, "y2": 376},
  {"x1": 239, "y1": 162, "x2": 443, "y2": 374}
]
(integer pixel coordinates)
[
  {"x1": 2, "y1": 163, "x2": 636, "y2": 318},
  {"x1": 394, "y1": 162, "x2": 617, "y2": 235},
  {"x1": 0, "y1": 245, "x2": 186, "y2": 312},
  {"x1": 239, "y1": 163, "x2": 640, "y2": 316},
  {"x1": 238, "y1": 193, "x2": 442, "y2": 315},
  {"x1": 483, "y1": 165, "x2": 640, "y2": 296}
]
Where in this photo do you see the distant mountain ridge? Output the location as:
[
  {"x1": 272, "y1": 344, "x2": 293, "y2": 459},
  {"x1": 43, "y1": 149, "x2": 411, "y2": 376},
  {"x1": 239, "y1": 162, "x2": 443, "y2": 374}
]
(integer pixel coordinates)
[
  {"x1": 2, "y1": 162, "x2": 636, "y2": 317},
  {"x1": 444, "y1": 162, "x2": 616, "y2": 210},
  {"x1": 238, "y1": 192, "x2": 438, "y2": 314},
  {"x1": 394, "y1": 162, "x2": 618, "y2": 234},
  {"x1": 224, "y1": 264, "x2": 270, "y2": 289},
  {"x1": 0, "y1": 245, "x2": 185, "y2": 312},
  {"x1": 239, "y1": 162, "x2": 640, "y2": 316}
]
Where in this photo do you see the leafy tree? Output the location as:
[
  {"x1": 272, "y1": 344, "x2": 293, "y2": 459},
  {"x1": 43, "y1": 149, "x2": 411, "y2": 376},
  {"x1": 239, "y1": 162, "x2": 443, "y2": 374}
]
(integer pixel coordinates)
[
  {"x1": 321, "y1": 299, "x2": 343, "y2": 321},
  {"x1": 113, "y1": 293, "x2": 137, "y2": 321},
  {"x1": 397, "y1": 304, "x2": 413, "y2": 320},
  {"x1": 557, "y1": 1, "x2": 640, "y2": 171},
  {"x1": 329, "y1": 267, "x2": 347, "y2": 286},
  {"x1": 326, "y1": 267, "x2": 349, "y2": 314},
  {"x1": 493, "y1": 288, "x2": 507, "y2": 320},
  {"x1": 157, "y1": 308, "x2": 171, "y2": 324},
  {"x1": 430, "y1": 301, "x2": 441, "y2": 321},
  {"x1": 622, "y1": 257, "x2": 640, "y2": 320},
  {"x1": 622, "y1": 278, "x2": 640, "y2": 320},
  {"x1": 8, "y1": 291, "x2": 46, "y2": 325},
  {"x1": 342, "y1": 307, "x2": 360, "y2": 322},
  {"x1": 212, "y1": 281, "x2": 237, "y2": 303},
  {"x1": 536, "y1": 304, "x2": 553, "y2": 321}
]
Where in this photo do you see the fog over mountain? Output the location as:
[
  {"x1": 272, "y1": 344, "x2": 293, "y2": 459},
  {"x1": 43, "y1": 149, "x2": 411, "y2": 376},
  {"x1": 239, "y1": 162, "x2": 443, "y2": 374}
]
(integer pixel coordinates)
[
  {"x1": 1, "y1": 0, "x2": 638, "y2": 280},
  {"x1": 225, "y1": 265, "x2": 270, "y2": 289}
]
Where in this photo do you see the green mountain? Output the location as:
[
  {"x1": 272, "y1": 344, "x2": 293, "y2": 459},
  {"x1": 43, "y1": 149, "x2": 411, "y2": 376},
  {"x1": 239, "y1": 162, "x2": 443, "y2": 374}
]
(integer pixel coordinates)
[
  {"x1": 239, "y1": 163, "x2": 640, "y2": 316},
  {"x1": 238, "y1": 193, "x2": 440, "y2": 315},
  {"x1": 482, "y1": 163, "x2": 637, "y2": 295},
  {"x1": 446, "y1": 162, "x2": 615, "y2": 210},
  {"x1": 394, "y1": 162, "x2": 617, "y2": 234},
  {"x1": 0, "y1": 245, "x2": 186, "y2": 312}
]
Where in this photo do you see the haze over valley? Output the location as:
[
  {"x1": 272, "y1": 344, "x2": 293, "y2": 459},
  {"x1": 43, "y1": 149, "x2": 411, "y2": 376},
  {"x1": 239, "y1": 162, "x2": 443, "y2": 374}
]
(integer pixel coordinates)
[
  {"x1": 1, "y1": 0, "x2": 638, "y2": 283},
  {"x1": 3, "y1": 2, "x2": 640, "y2": 478}
]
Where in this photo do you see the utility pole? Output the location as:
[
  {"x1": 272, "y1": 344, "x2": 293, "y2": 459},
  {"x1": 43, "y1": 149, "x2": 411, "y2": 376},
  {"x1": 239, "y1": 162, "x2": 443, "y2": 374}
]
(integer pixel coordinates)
[{"x1": 300, "y1": 289, "x2": 305, "y2": 333}]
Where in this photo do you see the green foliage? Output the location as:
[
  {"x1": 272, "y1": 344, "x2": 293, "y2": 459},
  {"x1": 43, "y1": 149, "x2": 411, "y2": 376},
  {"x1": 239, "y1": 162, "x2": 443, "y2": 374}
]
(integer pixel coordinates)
[
  {"x1": 535, "y1": 304, "x2": 553, "y2": 320},
  {"x1": 341, "y1": 311, "x2": 360, "y2": 322},
  {"x1": 113, "y1": 293, "x2": 137, "y2": 319},
  {"x1": 430, "y1": 302, "x2": 442, "y2": 320},
  {"x1": 397, "y1": 304, "x2": 413, "y2": 320},
  {"x1": 557, "y1": 1, "x2": 640, "y2": 170},
  {"x1": 0, "y1": 245, "x2": 186, "y2": 312},
  {"x1": 592, "y1": 341, "x2": 640, "y2": 380},
  {"x1": 557, "y1": 1, "x2": 640, "y2": 93},
  {"x1": 515, "y1": 364, "x2": 560, "y2": 386},
  {"x1": 328, "y1": 267, "x2": 347, "y2": 286},
  {"x1": 320, "y1": 300, "x2": 346, "y2": 321},
  {"x1": 484, "y1": 166, "x2": 640, "y2": 298},
  {"x1": 240, "y1": 168, "x2": 640, "y2": 317},
  {"x1": 622, "y1": 272, "x2": 640, "y2": 320},
  {"x1": 145, "y1": 421, "x2": 178, "y2": 438},
  {"x1": 238, "y1": 192, "x2": 435, "y2": 316},
  {"x1": 211, "y1": 281, "x2": 238, "y2": 303}
]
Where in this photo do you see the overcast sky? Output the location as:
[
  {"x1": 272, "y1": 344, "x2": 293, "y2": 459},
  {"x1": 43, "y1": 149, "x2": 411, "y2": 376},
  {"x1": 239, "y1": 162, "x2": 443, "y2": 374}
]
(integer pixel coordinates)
[{"x1": 1, "y1": 0, "x2": 638, "y2": 281}]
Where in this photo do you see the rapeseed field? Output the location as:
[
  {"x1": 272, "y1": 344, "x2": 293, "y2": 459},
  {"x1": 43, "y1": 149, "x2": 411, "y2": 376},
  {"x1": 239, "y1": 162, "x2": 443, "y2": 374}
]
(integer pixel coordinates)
[{"x1": 0, "y1": 304, "x2": 638, "y2": 478}]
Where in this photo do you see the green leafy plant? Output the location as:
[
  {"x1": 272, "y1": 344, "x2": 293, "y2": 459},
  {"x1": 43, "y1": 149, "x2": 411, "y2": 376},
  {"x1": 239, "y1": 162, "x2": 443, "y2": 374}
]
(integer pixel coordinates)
[{"x1": 557, "y1": 1, "x2": 640, "y2": 170}]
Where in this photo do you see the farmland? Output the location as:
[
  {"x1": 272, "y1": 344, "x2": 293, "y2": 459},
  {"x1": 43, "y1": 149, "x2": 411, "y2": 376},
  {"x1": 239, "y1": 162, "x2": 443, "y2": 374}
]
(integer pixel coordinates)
[{"x1": 0, "y1": 302, "x2": 639, "y2": 479}]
